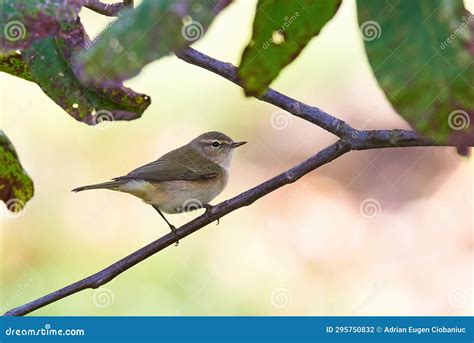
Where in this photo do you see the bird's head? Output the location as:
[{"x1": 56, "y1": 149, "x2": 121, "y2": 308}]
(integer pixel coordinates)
[{"x1": 190, "y1": 131, "x2": 246, "y2": 167}]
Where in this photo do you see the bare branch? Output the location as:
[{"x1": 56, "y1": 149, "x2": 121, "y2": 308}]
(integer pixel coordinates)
[
  {"x1": 176, "y1": 48, "x2": 354, "y2": 138},
  {"x1": 84, "y1": 0, "x2": 127, "y2": 16},
  {"x1": 350, "y1": 129, "x2": 439, "y2": 150},
  {"x1": 3, "y1": 47, "x2": 466, "y2": 317},
  {"x1": 175, "y1": 48, "x2": 457, "y2": 150}
]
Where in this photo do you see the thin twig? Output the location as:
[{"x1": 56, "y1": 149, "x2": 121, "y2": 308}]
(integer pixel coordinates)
[
  {"x1": 176, "y1": 48, "x2": 354, "y2": 138},
  {"x1": 84, "y1": 0, "x2": 127, "y2": 16},
  {"x1": 176, "y1": 47, "x2": 447, "y2": 148}
]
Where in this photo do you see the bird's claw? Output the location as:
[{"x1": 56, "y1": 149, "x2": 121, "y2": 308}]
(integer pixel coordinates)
[
  {"x1": 203, "y1": 204, "x2": 219, "y2": 227},
  {"x1": 153, "y1": 206, "x2": 179, "y2": 245},
  {"x1": 169, "y1": 225, "x2": 179, "y2": 246}
]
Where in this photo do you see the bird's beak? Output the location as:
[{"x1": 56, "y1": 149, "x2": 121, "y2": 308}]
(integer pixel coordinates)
[{"x1": 231, "y1": 141, "x2": 247, "y2": 148}]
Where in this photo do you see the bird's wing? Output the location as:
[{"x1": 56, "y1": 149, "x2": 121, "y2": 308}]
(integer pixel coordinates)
[{"x1": 114, "y1": 148, "x2": 221, "y2": 182}]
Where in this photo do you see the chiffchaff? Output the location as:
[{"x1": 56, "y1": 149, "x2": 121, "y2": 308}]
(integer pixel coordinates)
[{"x1": 73, "y1": 131, "x2": 246, "y2": 235}]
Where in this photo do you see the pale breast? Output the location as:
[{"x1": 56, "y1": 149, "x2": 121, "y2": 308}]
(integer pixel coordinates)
[{"x1": 119, "y1": 174, "x2": 228, "y2": 214}]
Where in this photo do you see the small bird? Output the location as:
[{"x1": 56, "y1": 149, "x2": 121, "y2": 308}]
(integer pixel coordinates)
[{"x1": 72, "y1": 131, "x2": 246, "y2": 238}]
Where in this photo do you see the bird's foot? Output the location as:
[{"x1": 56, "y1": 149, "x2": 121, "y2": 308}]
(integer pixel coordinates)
[
  {"x1": 203, "y1": 204, "x2": 219, "y2": 226},
  {"x1": 169, "y1": 225, "x2": 179, "y2": 246}
]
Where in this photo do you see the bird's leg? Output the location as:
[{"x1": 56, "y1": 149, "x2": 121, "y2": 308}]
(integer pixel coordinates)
[
  {"x1": 203, "y1": 204, "x2": 219, "y2": 226},
  {"x1": 152, "y1": 205, "x2": 179, "y2": 246}
]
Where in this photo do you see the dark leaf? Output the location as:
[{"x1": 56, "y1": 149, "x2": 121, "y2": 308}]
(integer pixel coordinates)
[
  {"x1": 1, "y1": 19, "x2": 151, "y2": 125},
  {"x1": 238, "y1": 0, "x2": 341, "y2": 96},
  {"x1": 76, "y1": 0, "x2": 231, "y2": 83},
  {"x1": 0, "y1": 0, "x2": 83, "y2": 54},
  {"x1": 357, "y1": 0, "x2": 473, "y2": 149},
  {"x1": 0, "y1": 131, "x2": 34, "y2": 214}
]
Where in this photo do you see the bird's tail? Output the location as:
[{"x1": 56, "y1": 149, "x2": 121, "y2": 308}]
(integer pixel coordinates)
[{"x1": 72, "y1": 180, "x2": 122, "y2": 192}]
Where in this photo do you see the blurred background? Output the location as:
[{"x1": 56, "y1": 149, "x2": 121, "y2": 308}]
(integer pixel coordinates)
[{"x1": 1, "y1": 0, "x2": 473, "y2": 315}]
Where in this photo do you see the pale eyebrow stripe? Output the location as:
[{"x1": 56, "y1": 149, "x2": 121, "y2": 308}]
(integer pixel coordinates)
[{"x1": 200, "y1": 139, "x2": 228, "y2": 144}]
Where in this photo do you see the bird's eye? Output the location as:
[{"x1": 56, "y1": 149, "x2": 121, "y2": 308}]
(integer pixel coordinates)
[{"x1": 211, "y1": 141, "x2": 220, "y2": 147}]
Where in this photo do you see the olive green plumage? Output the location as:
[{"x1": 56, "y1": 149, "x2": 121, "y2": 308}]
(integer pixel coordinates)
[{"x1": 72, "y1": 131, "x2": 246, "y2": 227}]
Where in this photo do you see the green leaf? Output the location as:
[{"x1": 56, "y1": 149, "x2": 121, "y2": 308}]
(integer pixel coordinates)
[
  {"x1": 357, "y1": 0, "x2": 473, "y2": 147},
  {"x1": 0, "y1": 131, "x2": 34, "y2": 213},
  {"x1": 238, "y1": 0, "x2": 341, "y2": 96},
  {"x1": 1, "y1": 19, "x2": 151, "y2": 125},
  {"x1": 76, "y1": 0, "x2": 231, "y2": 83},
  {"x1": 0, "y1": 0, "x2": 83, "y2": 54},
  {"x1": 0, "y1": 52, "x2": 34, "y2": 81}
]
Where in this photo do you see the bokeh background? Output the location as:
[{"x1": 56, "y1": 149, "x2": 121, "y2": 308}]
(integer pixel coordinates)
[{"x1": 1, "y1": 0, "x2": 473, "y2": 315}]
